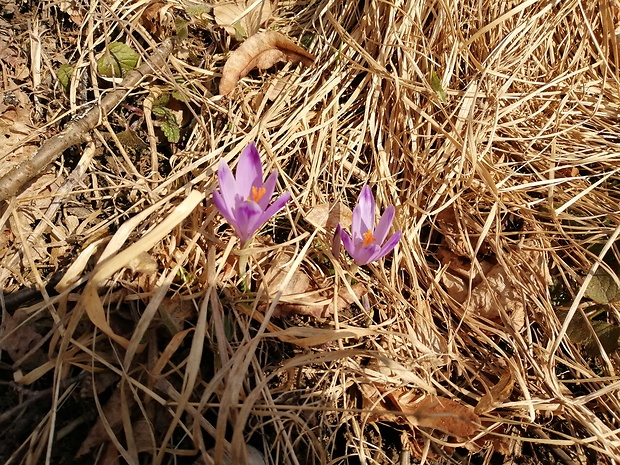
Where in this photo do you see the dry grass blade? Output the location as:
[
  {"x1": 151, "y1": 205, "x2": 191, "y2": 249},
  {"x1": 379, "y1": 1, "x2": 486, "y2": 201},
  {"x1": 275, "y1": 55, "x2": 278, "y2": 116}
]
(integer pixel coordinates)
[{"x1": 3, "y1": 0, "x2": 620, "y2": 464}]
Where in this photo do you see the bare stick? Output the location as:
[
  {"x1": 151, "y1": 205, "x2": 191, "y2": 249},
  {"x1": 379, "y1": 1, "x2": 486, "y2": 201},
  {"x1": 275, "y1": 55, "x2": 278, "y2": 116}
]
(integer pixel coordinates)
[{"x1": 0, "y1": 38, "x2": 175, "y2": 203}]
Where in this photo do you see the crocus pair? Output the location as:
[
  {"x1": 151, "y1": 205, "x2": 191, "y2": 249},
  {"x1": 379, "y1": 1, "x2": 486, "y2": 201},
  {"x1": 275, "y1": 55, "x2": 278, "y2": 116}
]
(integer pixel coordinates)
[{"x1": 212, "y1": 143, "x2": 401, "y2": 265}]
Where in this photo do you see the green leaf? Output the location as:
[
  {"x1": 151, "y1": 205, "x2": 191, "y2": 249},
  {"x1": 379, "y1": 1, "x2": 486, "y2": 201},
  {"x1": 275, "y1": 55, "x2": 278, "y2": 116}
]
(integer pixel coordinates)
[
  {"x1": 116, "y1": 130, "x2": 148, "y2": 150},
  {"x1": 175, "y1": 17, "x2": 189, "y2": 40},
  {"x1": 184, "y1": 5, "x2": 210, "y2": 17},
  {"x1": 153, "y1": 93, "x2": 170, "y2": 107},
  {"x1": 232, "y1": 22, "x2": 246, "y2": 40},
  {"x1": 430, "y1": 70, "x2": 447, "y2": 103},
  {"x1": 586, "y1": 266, "x2": 620, "y2": 303},
  {"x1": 151, "y1": 105, "x2": 168, "y2": 118},
  {"x1": 557, "y1": 309, "x2": 620, "y2": 356},
  {"x1": 161, "y1": 119, "x2": 180, "y2": 143},
  {"x1": 57, "y1": 64, "x2": 73, "y2": 90},
  {"x1": 97, "y1": 42, "x2": 139, "y2": 78},
  {"x1": 300, "y1": 33, "x2": 315, "y2": 49},
  {"x1": 171, "y1": 90, "x2": 189, "y2": 102},
  {"x1": 585, "y1": 321, "x2": 620, "y2": 356}
]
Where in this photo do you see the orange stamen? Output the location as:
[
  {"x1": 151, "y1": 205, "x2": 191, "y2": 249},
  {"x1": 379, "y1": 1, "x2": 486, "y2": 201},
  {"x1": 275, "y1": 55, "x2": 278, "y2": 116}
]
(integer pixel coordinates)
[
  {"x1": 362, "y1": 229, "x2": 376, "y2": 247},
  {"x1": 249, "y1": 186, "x2": 266, "y2": 202}
]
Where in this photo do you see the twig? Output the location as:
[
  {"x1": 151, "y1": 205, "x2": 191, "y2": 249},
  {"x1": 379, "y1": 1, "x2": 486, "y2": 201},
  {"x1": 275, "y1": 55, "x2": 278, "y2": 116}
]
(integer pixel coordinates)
[
  {"x1": 0, "y1": 38, "x2": 175, "y2": 203},
  {"x1": 1, "y1": 269, "x2": 66, "y2": 312}
]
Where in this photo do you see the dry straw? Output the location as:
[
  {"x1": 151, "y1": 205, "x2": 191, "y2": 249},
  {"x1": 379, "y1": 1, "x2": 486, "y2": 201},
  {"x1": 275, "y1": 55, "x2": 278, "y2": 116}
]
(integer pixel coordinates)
[{"x1": 2, "y1": 0, "x2": 620, "y2": 464}]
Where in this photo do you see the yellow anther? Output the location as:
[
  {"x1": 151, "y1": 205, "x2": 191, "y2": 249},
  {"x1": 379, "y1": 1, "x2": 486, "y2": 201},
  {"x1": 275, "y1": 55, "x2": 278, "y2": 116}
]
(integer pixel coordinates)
[
  {"x1": 362, "y1": 229, "x2": 376, "y2": 247},
  {"x1": 249, "y1": 186, "x2": 266, "y2": 202}
]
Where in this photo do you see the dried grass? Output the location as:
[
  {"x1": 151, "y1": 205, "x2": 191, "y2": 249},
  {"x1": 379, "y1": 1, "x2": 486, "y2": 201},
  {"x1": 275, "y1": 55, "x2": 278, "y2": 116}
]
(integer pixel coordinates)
[{"x1": 2, "y1": 0, "x2": 620, "y2": 463}]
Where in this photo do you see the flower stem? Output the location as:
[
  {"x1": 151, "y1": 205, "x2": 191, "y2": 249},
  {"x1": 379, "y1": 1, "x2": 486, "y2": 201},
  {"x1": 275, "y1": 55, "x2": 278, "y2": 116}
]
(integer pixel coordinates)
[
  {"x1": 238, "y1": 245, "x2": 251, "y2": 291},
  {"x1": 348, "y1": 264, "x2": 359, "y2": 284}
]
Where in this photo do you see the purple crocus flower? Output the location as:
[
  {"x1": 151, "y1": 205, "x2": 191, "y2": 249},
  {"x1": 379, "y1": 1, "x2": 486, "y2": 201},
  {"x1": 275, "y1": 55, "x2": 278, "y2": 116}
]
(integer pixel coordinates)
[
  {"x1": 212, "y1": 142, "x2": 291, "y2": 246},
  {"x1": 335, "y1": 185, "x2": 401, "y2": 266}
]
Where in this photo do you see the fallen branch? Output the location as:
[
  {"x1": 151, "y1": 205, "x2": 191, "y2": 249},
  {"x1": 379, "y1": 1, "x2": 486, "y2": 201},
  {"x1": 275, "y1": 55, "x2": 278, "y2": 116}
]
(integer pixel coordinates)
[{"x1": 0, "y1": 38, "x2": 175, "y2": 203}]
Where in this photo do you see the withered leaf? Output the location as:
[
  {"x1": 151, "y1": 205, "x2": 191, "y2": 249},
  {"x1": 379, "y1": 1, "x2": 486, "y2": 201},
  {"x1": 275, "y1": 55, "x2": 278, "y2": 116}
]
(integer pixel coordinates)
[
  {"x1": 260, "y1": 248, "x2": 367, "y2": 318},
  {"x1": 0, "y1": 310, "x2": 47, "y2": 369},
  {"x1": 77, "y1": 385, "x2": 134, "y2": 457},
  {"x1": 214, "y1": 0, "x2": 274, "y2": 40},
  {"x1": 0, "y1": 87, "x2": 37, "y2": 179},
  {"x1": 475, "y1": 365, "x2": 515, "y2": 414},
  {"x1": 58, "y1": 0, "x2": 85, "y2": 26},
  {"x1": 199, "y1": 444, "x2": 266, "y2": 465},
  {"x1": 270, "y1": 283, "x2": 367, "y2": 318},
  {"x1": 219, "y1": 31, "x2": 315, "y2": 95},
  {"x1": 586, "y1": 265, "x2": 620, "y2": 304},
  {"x1": 365, "y1": 388, "x2": 480, "y2": 440},
  {"x1": 305, "y1": 201, "x2": 352, "y2": 230},
  {"x1": 140, "y1": 1, "x2": 175, "y2": 37},
  {"x1": 438, "y1": 241, "x2": 550, "y2": 331},
  {"x1": 408, "y1": 395, "x2": 480, "y2": 439}
]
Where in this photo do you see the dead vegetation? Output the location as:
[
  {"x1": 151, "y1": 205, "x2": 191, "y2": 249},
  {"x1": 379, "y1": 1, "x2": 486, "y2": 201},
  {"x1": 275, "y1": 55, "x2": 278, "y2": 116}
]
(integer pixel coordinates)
[{"x1": 2, "y1": 0, "x2": 620, "y2": 463}]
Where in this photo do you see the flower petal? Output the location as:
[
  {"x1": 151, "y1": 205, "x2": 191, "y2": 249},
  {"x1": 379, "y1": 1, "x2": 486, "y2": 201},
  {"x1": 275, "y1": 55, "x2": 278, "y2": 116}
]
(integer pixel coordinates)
[
  {"x1": 356, "y1": 244, "x2": 382, "y2": 265},
  {"x1": 340, "y1": 228, "x2": 356, "y2": 258},
  {"x1": 368, "y1": 231, "x2": 402, "y2": 263},
  {"x1": 374, "y1": 205, "x2": 395, "y2": 245},
  {"x1": 332, "y1": 224, "x2": 342, "y2": 257},
  {"x1": 217, "y1": 159, "x2": 239, "y2": 209},
  {"x1": 256, "y1": 192, "x2": 291, "y2": 227},
  {"x1": 213, "y1": 190, "x2": 239, "y2": 230},
  {"x1": 352, "y1": 185, "x2": 375, "y2": 240},
  {"x1": 236, "y1": 142, "x2": 263, "y2": 199},
  {"x1": 233, "y1": 201, "x2": 264, "y2": 245},
  {"x1": 258, "y1": 170, "x2": 278, "y2": 210}
]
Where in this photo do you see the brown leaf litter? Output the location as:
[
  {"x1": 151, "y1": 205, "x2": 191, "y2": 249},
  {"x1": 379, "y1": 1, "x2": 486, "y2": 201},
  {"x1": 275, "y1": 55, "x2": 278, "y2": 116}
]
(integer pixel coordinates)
[
  {"x1": 0, "y1": 309, "x2": 48, "y2": 370},
  {"x1": 436, "y1": 207, "x2": 551, "y2": 331},
  {"x1": 259, "y1": 247, "x2": 367, "y2": 318},
  {"x1": 219, "y1": 30, "x2": 315, "y2": 95},
  {"x1": 360, "y1": 383, "x2": 481, "y2": 451}
]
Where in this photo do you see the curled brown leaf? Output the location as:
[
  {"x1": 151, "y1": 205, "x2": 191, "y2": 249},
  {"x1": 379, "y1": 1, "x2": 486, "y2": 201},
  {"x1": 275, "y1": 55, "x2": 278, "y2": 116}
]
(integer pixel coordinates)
[{"x1": 219, "y1": 30, "x2": 315, "y2": 95}]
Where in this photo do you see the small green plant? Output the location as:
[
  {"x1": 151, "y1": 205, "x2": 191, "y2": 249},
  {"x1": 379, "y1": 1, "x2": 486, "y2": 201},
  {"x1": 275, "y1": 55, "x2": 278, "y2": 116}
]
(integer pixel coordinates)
[
  {"x1": 152, "y1": 94, "x2": 181, "y2": 143},
  {"x1": 430, "y1": 70, "x2": 447, "y2": 103},
  {"x1": 97, "y1": 42, "x2": 139, "y2": 78},
  {"x1": 57, "y1": 64, "x2": 73, "y2": 90}
]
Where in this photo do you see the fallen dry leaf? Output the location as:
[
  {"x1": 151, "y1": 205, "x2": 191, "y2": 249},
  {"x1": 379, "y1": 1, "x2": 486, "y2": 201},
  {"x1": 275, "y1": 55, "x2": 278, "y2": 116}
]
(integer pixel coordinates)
[
  {"x1": 259, "y1": 247, "x2": 366, "y2": 318},
  {"x1": 58, "y1": 0, "x2": 86, "y2": 26},
  {"x1": 214, "y1": 0, "x2": 274, "y2": 40},
  {"x1": 219, "y1": 30, "x2": 315, "y2": 95},
  {"x1": 0, "y1": 310, "x2": 48, "y2": 370},
  {"x1": 77, "y1": 384, "x2": 134, "y2": 457},
  {"x1": 397, "y1": 393, "x2": 480, "y2": 439},
  {"x1": 193, "y1": 444, "x2": 265, "y2": 465},
  {"x1": 127, "y1": 251, "x2": 159, "y2": 274},
  {"x1": 133, "y1": 418, "x2": 156, "y2": 454},
  {"x1": 305, "y1": 201, "x2": 353, "y2": 231},
  {"x1": 158, "y1": 296, "x2": 195, "y2": 334},
  {"x1": 0, "y1": 87, "x2": 37, "y2": 179},
  {"x1": 474, "y1": 364, "x2": 515, "y2": 414},
  {"x1": 438, "y1": 241, "x2": 550, "y2": 331},
  {"x1": 435, "y1": 206, "x2": 492, "y2": 258},
  {"x1": 0, "y1": 26, "x2": 29, "y2": 79},
  {"x1": 140, "y1": 1, "x2": 175, "y2": 37},
  {"x1": 270, "y1": 283, "x2": 367, "y2": 318},
  {"x1": 263, "y1": 248, "x2": 311, "y2": 300},
  {"x1": 440, "y1": 258, "x2": 526, "y2": 330},
  {"x1": 361, "y1": 386, "x2": 480, "y2": 440}
]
